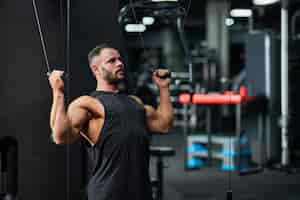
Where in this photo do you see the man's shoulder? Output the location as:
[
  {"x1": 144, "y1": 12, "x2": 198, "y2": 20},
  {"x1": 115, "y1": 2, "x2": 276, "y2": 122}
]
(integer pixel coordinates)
[
  {"x1": 76, "y1": 95, "x2": 95, "y2": 102},
  {"x1": 128, "y1": 95, "x2": 144, "y2": 106},
  {"x1": 69, "y1": 95, "x2": 104, "y2": 117},
  {"x1": 71, "y1": 95, "x2": 101, "y2": 107}
]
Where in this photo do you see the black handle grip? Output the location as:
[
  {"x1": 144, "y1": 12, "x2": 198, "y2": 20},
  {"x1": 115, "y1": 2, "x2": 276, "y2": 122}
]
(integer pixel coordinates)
[{"x1": 148, "y1": 69, "x2": 171, "y2": 79}]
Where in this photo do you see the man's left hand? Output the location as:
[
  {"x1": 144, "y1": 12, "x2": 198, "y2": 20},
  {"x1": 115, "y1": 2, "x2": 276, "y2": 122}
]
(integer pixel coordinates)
[{"x1": 152, "y1": 69, "x2": 171, "y2": 89}]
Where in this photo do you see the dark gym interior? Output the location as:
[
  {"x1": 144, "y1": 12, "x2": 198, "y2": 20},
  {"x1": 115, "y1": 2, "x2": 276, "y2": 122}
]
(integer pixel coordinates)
[{"x1": 1, "y1": 0, "x2": 300, "y2": 200}]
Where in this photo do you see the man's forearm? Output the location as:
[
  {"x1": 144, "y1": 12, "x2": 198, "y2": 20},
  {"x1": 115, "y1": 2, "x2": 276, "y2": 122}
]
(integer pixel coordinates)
[
  {"x1": 50, "y1": 91, "x2": 59, "y2": 128},
  {"x1": 50, "y1": 91, "x2": 71, "y2": 143},
  {"x1": 157, "y1": 87, "x2": 173, "y2": 131}
]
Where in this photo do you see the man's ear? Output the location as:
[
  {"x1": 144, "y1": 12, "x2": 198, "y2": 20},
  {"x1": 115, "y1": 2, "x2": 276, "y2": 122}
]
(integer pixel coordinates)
[{"x1": 91, "y1": 64, "x2": 99, "y2": 74}]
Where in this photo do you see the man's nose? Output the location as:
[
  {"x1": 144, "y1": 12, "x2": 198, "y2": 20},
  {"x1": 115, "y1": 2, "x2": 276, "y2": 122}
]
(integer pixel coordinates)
[{"x1": 116, "y1": 59, "x2": 124, "y2": 68}]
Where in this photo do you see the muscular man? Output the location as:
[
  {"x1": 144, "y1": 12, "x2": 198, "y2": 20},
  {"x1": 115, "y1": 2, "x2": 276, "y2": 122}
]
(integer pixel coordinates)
[{"x1": 48, "y1": 43, "x2": 173, "y2": 200}]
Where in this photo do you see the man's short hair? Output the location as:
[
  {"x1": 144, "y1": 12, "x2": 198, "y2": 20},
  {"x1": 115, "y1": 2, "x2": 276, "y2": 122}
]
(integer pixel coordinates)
[{"x1": 88, "y1": 43, "x2": 115, "y2": 64}]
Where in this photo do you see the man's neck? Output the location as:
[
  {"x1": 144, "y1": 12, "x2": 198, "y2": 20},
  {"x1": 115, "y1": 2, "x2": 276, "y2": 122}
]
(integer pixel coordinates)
[{"x1": 96, "y1": 80, "x2": 119, "y2": 93}]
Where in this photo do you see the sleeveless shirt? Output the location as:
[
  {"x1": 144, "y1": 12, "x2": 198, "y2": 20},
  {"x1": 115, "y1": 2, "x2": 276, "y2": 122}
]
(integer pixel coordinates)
[{"x1": 83, "y1": 91, "x2": 152, "y2": 200}]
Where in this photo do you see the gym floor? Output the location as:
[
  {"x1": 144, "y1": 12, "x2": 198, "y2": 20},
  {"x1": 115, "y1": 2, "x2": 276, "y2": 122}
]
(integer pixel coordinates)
[{"x1": 150, "y1": 132, "x2": 300, "y2": 200}]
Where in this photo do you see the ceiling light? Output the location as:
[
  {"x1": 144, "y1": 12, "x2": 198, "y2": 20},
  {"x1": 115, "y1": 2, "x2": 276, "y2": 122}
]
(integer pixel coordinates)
[
  {"x1": 142, "y1": 17, "x2": 155, "y2": 25},
  {"x1": 225, "y1": 18, "x2": 235, "y2": 26},
  {"x1": 230, "y1": 9, "x2": 253, "y2": 18},
  {"x1": 125, "y1": 24, "x2": 146, "y2": 32},
  {"x1": 253, "y1": 0, "x2": 280, "y2": 5}
]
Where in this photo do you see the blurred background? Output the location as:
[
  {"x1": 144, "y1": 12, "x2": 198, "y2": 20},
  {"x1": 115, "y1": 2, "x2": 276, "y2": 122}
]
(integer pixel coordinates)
[{"x1": 1, "y1": 0, "x2": 300, "y2": 200}]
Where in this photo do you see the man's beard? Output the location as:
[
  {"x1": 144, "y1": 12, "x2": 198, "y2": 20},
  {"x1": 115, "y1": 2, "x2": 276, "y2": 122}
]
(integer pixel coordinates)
[{"x1": 102, "y1": 67, "x2": 124, "y2": 84}]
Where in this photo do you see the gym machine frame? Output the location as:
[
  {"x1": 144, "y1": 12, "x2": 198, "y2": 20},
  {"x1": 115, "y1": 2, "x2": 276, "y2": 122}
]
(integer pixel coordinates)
[{"x1": 179, "y1": 87, "x2": 266, "y2": 175}]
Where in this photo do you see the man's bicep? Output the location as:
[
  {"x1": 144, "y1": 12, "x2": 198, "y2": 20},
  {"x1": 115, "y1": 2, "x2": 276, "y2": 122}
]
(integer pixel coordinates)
[
  {"x1": 145, "y1": 105, "x2": 160, "y2": 133},
  {"x1": 145, "y1": 104, "x2": 172, "y2": 134},
  {"x1": 67, "y1": 103, "x2": 90, "y2": 139}
]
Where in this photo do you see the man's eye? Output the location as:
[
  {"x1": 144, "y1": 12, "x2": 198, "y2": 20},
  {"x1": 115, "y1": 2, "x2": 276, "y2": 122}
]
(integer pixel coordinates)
[{"x1": 108, "y1": 59, "x2": 115, "y2": 63}]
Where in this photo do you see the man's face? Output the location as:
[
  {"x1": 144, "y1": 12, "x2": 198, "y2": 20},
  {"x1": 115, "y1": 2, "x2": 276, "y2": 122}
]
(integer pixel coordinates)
[{"x1": 97, "y1": 48, "x2": 125, "y2": 84}]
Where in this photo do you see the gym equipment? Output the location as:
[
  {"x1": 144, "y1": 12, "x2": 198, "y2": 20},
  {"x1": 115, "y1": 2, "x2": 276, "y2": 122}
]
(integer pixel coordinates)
[
  {"x1": 32, "y1": 0, "x2": 69, "y2": 79},
  {"x1": 179, "y1": 87, "x2": 267, "y2": 172},
  {"x1": 118, "y1": 0, "x2": 193, "y2": 83},
  {"x1": 0, "y1": 137, "x2": 18, "y2": 200},
  {"x1": 150, "y1": 146, "x2": 175, "y2": 200},
  {"x1": 179, "y1": 87, "x2": 269, "y2": 200}
]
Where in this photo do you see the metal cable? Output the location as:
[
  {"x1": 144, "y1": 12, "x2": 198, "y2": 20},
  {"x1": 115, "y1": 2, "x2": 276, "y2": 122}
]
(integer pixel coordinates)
[
  {"x1": 32, "y1": 0, "x2": 51, "y2": 75},
  {"x1": 129, "y1": 0, "x2": 146, "y2": 51},
  {"x1": 65, "y1": 0, "x2": 71, "y2": 199}
]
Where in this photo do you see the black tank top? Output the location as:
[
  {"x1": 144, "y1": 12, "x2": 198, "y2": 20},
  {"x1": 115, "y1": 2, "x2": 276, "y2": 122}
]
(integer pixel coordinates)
[{"x1": 83, "y1": 91, "x2": 152, "y2": 200}]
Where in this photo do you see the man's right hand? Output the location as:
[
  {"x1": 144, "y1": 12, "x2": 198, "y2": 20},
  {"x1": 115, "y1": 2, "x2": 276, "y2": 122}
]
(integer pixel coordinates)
[{"x1": 48, "y1": 70, "x2": 65, "y2": 92}]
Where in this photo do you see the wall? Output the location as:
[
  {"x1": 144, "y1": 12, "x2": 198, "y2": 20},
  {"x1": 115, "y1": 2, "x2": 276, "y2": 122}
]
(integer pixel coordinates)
[{"x1": 0, "y1": 0, "x2": 123, "y2": 199}]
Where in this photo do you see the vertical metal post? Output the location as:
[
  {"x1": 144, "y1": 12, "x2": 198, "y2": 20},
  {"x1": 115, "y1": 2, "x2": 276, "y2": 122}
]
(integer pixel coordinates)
[
  {"x1": 157, "y1": 157, "x2": 163, "y2": 200},
  {"x1": 236, "y1": 104, "x2": 242, "y2": 172},
  {"x1": 177, "y1": 17, "x2": 193, "y2": 82},
  {"x1": 257, "y1": 113, "x2": 264, "y2": 166},
  {"x1": 183, "y1": 104, "x2": 189, "y2": 137},
  {"x1": 183, "y1": 104, "x2": 189, "y2": 170},
  {"x1": 206, "y1": 106, "x2": 212, "y2": 167},
  {"x1": 206, "y1": 0, "x2": 230, "y2": 88},
  {"x1": 281, "y1": 0, "x2": 289, "y2": 167}
]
